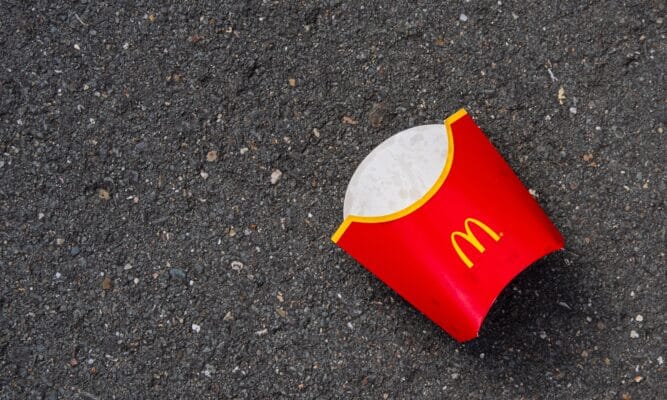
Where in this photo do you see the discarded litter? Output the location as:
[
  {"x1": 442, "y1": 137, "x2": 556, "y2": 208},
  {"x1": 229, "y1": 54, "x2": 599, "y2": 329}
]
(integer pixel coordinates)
[{"x1": 332, "y1": 108, "x2": 564, "y2": 342}]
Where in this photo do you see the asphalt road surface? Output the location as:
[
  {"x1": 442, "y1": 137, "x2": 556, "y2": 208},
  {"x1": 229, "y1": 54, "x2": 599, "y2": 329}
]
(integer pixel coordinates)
[{"x1": 1, "y1": 1, "x2": 665, "y2": 399}]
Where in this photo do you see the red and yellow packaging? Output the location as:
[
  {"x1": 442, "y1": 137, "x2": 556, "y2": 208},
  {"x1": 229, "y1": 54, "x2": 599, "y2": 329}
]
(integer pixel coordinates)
[{"x1": 332, "y1": 109, "x2": 564, "y2": 342}]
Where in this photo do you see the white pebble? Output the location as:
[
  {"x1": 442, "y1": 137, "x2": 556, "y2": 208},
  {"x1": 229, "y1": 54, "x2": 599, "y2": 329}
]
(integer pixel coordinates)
[
  {"x1": 630, "y1": 330, "x2": 639, "y2": 338},
  {"x1": 124, "y1": 263, "x2": 133, "y2": 270},
  {"x1": 200, "y1": 171, "x2": 209, "y2": 179},
  {"x1": 569, "y1": 107, "x2": 577, "y2": 114},
  {"x1": 230, "y1": 261, "x2": 244, "y2": 271},
  {"x1": 74, "y1": 43, "x2": 81, "y2": 50},
  {"x1": 459, "y1": 14, "x2": 468, "y2": 22},
  {"x1": 270, "y1": 169, "x2": 282, "y2": 184},
  {"x1": 635, "y1": 314, "x2": 643, "y2": 322},
  {"x1": 192, "y1": 323, "x2": 201, "y2": 333},
  {"x1": 347, "y1": 322, "x2": 354, "y2": 330},
  {"x1": 658, "y1": 356, "x2": 664, "y2": 365},
  {"x1": 54, "y1": 272, "x2": 62, "y2": 279},
  {"x1": 239, "y1": 147, "x2": 249, "y2": 154},
  {"x1": 255, "y1": 328, "x2": 268, "y2": 336},
  {"x1": 133, "y1": 278, "x2": 139, "y2": 284}
]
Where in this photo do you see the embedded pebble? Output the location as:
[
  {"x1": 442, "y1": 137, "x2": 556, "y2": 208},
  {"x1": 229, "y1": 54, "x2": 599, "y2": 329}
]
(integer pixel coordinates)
[
  {"x1": 635, "y1": 314, "x2": 643, "y2": 322},
  {"x1": 102, "y1": 276, "x2": 113, "y2": 290},
  {"x1": 169, "y1": 268, "x2": 187, "y2": 279},
  {"x1": 69, "y1": 246, "x2": 80, "y2": 256},
  {"x1": 459, "y1": 14, "x2": 468, "y2": 22},
  {"x1": 569, "y1": 106, "x2": 577, "y2": 114},
  {"x1": 206, "y1": 150, "x2": 218, "y2": 162},
  {"x1": 230, "y1": 261, "x2": 244, "y2": 271},
  {"x1": 630, "y1": 330, "x2": 639, "y2": 338},
  {"x1": 192, "y1": 323, "x2": 201, "y2": 333},
  {"x1": 270, "y1": 169, "x2": 283, "y2": 184},
  {"x1": 202, "y1": 364, "x2": 216, "y2": 378}
]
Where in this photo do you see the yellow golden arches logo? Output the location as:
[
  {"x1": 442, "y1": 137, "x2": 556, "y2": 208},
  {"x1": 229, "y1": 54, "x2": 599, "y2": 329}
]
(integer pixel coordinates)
[{"x1": 450, "y1": 217, "x2": 502, "y2": 268}]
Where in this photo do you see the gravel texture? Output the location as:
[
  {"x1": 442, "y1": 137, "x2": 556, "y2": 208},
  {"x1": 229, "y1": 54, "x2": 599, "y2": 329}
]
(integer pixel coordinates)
[{"x1": 1, "y1": 0, "x2": 665, "y2": 398}]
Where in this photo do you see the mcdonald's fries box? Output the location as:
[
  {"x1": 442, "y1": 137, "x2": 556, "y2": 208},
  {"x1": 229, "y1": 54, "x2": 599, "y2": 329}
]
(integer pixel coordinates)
[{"x1": 332, "y1": 109, "x2": 564, "y2": 342}]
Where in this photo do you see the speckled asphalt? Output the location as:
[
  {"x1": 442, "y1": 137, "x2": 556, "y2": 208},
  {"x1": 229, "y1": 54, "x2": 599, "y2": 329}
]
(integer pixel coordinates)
[{"x1": 1, "y1": 1, "x2": 665, "y2": 399}]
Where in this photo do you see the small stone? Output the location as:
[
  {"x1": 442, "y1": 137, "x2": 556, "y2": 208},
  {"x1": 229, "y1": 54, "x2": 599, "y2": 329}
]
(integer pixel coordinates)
[
  {"x1": 133, "y1": 278, "x2": 139, "y2": 284},
  {"x1": 98, "y1": 188, "x2": 110, "y2": 200},
  {"x1": 124, "y1": 263, "x2": 133, "y2": 270},
  {"x1": 202, "y1": 364, "x2": 216, "y2": 378},
  {"x1": 206, "y1": 150, "x2": 218, "y2": 162},
  {"x1": 56, "y1": 238, "x2": 65, "y2": 246},
  {"x1": 270, "y1": 169, "x2": 282, "y2": 184},
  {"x1": 635, "y1": 314, "x2": 643, "y2": 322},
  {"x1": 657, "y1": 356, "x2": 663, "y2": 365},
  {"x1": 148, "y1": 14, "x2": 157, "y2": 22},
  {"x1": 342, "y1": 116, "x2": 358, "y2": 125},
  {"x1": 288, "y1": 78, "x2": 296, "y2": 87},
  {"x1": 189, "y1": 34, "x2": 204, "y2": 43},
  {"x1": 255, "y1": 328, "x2": 268, "y2": 336},
  {"x1": 276, "y1": 307, "x2": 287, "y2": 318},
  {"x1": 558, "y1": 87, "x2": 566, "y2": 105},
  {"x1": 368, "y1": 103, "x2": 387, "y2": 128},
  {"x1": 169, "y1": 268, "x2": 187, "y2": 279},
  {"x1": 230, "y1": 261, "x2": 244, "y2": 271},
  {"x1": 451, "y1": 373, "x2": 459, "y2": 379},
  {"x1": 312, "y1": 128, "x2": 320, "y2": 138},
  {"x1": 192, "y1": 323, "x2": 201, "y2": 333},
  {"x1": 69, "y1": 358, "x2": 78, "y2": 367},
  {"x1": 223, "y1": 311, "x2": 234, "y2": 321},
  {"x1": 102, "y1": 276, "x2": 113, "y2": 290},
  {"x1": 38, "y1": 212, "x2": 45, "y2": 220},
  {"x1": 54, "y1": 272, "x2": 62, "y2": 279},
  {"x1": 583, "y1": 153, "x2": 593, "y2": 162},
  {"x1": 200, "y1": 171, "x2": 209, "y2": 179},
  {"x1": 347, "y1": 322, "x2": 354, "y2": 330},
  {"x1": 70, "y1": 246, "x2": 81, "y2": 256},
  {"x1": 569, "y1": 106, "x2": 577, "y2": 114},
  {"x1": 239, "y1": 147, "x2": 249, "y2": 154},
  {"x1": 630, "y1": 330, "x2": 639, "y2": 338},
  {"x1": 633, "y1": 375, "x2": 643, "y2": 383},
  {"x1": 74, "y1": 43, "x2": 81, "y2": 50},
  {"x1": 528, "y1": 188, "x2": 538, "y2": 198},
  {"x1": 434, "y1": 36, "x2": 446, "y2": 46},
  {"x1": 459, "y1": 13, "x2": 468, "y2": 22}
]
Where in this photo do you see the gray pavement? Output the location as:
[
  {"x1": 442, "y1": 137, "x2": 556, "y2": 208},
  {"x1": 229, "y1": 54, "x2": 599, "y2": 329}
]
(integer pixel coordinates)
[{"x1": 1, "y1": 1, "x2": 665, "y2": 398}]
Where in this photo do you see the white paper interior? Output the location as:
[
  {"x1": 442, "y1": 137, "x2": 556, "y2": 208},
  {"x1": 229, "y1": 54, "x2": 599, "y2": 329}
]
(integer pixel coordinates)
[{"x1": 343, "y1": 124, "x2": 448, "y2": 218}]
